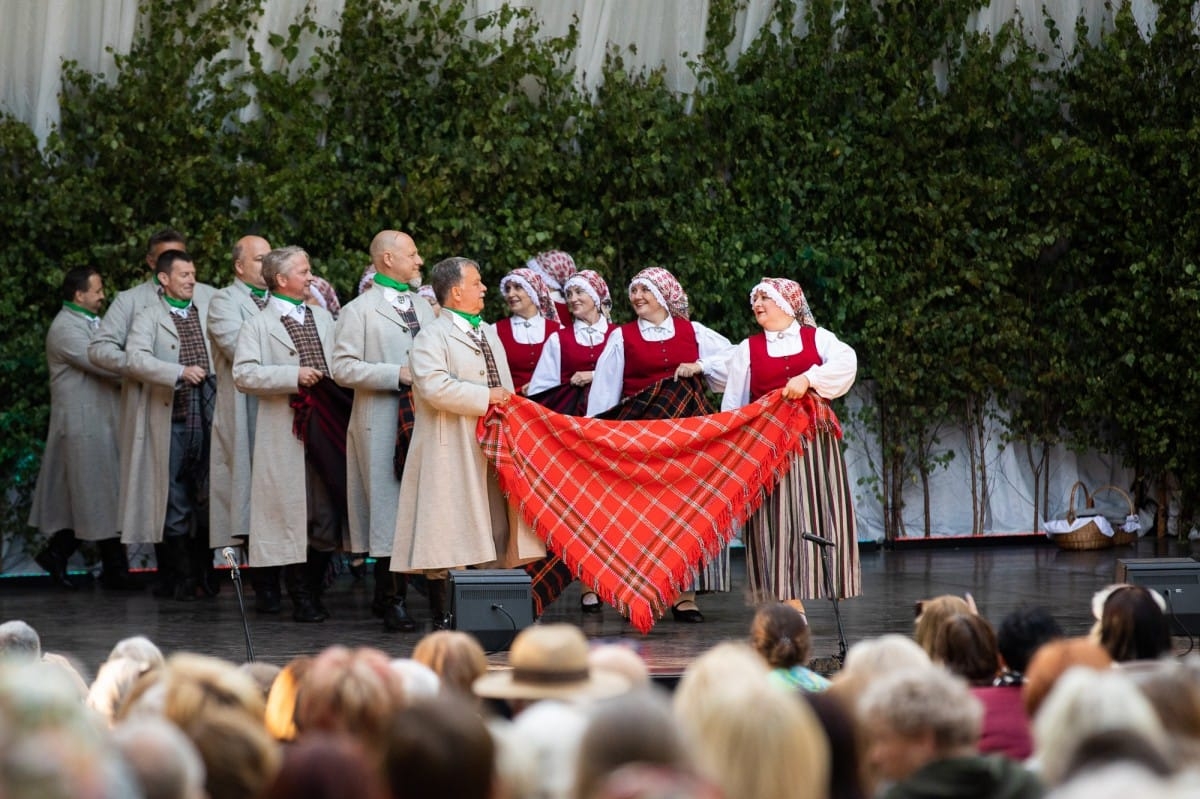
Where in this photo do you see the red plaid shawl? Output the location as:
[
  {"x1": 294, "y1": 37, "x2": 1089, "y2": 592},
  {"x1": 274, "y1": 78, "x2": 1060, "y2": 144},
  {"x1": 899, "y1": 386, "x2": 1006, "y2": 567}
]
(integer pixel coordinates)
[{"x1": 477, "y1": 389, "x2": 816, "y2": 633}]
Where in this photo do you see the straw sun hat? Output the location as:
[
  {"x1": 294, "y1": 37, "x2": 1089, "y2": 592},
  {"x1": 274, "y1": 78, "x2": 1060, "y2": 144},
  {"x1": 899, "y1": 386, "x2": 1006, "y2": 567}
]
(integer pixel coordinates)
[{"x1": 472, "y1": 624, "x2": 631, "y2": 702}]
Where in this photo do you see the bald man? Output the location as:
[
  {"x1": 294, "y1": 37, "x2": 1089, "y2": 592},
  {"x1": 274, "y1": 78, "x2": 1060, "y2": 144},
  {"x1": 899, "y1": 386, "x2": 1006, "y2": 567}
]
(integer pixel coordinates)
[
  {"x1": 206, "y1": 236, "x2": 274, "y2": 607},
  {"x1": 332, "y1": 230, "x2": 435, "y2": 632}
]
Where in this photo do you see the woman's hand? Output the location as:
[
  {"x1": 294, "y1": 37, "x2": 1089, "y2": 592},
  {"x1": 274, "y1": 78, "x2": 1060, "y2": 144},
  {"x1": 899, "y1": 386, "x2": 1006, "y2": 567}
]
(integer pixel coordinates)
[
  {"x1": 570, "y1": 370, "x2": 594, "y2": 387},
  {"x1": 674, "y1": 361, "x2": 704, "y2": 380},
  {"x1": 782, "y1": 374, "x2": 811, "y2": 399}
]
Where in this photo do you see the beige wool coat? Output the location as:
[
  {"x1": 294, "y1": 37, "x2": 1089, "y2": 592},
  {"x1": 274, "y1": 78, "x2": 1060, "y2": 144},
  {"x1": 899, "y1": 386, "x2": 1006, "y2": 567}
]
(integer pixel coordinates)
[
  {"x1": 28, "y1": 308, "x2": 123, "y2": 541},
  {"x1": 88, "y1": 279, "x2": 165, "y2": 497},
  {"x1": 390, "y1": 313, "x2": 544, "y2": 573},
  {"x1": 332, "y1": 288, "x2": 436, "y2": 557},
  {"x1": 121, "y1": 288, "x2": 216, "y2": 544},
  {"x1": 232, "y1": 305, "x2": 336, "y2": 568},
  {"x1": 206, "y1": 283, "x2": 263, "y2": 548}
]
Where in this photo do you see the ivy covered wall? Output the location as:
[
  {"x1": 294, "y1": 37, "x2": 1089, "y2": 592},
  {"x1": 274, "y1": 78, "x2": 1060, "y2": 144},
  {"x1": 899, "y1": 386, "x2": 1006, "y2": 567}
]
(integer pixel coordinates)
[{"x1": 2, "y1": 0, "x2": 1199, "y2": 547}]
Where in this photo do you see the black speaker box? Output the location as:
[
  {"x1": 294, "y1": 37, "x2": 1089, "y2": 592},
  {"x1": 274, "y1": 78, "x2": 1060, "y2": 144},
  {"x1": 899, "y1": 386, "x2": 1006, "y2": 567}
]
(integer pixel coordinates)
[
  {"x1": 1115, "y1": 558, "x2": 1200, "y2": 635},
  {"x1": 449, "y1": 569, "x2": 533, "y2": 651}
]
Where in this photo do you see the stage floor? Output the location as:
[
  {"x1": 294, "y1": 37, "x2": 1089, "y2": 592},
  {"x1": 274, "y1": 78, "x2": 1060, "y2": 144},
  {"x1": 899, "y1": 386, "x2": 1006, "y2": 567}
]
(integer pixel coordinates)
[{"x1": 2, "y1": 536, "x2": 1197, "y2": 681}]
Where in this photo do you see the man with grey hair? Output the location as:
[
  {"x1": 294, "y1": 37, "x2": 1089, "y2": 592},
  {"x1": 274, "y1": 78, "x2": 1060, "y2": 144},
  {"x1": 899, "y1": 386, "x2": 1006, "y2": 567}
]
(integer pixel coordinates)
[
  {"x1": 234, "y1": 246, "x2": 345, "y2": 623},
  {"x1": 858, "y1": 665, "x2": 1043, "y2": 799},
  {"x1": 390, "y1": 256, "x2": 543, "y2": 629},
  {"x1": 0, "y1": 620, "x2": 40, "y2": 660},
  {"x1": 207, "y1": 235, "x2": 276, "y2": 611},
  {"x1": 333, "y1": 230, "x2": 435, "y2": 632}
]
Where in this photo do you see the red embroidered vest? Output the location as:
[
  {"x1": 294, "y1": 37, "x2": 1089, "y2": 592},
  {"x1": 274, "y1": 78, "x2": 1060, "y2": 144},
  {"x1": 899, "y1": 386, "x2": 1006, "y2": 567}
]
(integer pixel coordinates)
[
  {"x1": 748, "y1": 326, "x2": 821, "y2": 401},
  {"x1": 620, "y1": 319, "x2": 699, "y2": 398},
  {"x1": 496, "y1": 317, "x2": 562, "y2": 390},
  {"x1": 559, "y1": 325, "x2": 614, "y2": 383}
]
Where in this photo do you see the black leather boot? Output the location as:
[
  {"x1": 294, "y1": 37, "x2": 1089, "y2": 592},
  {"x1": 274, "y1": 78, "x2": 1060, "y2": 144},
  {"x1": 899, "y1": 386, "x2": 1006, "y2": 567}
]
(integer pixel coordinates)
[
  {"x1": 251, "y1": 566, "x2": 282, "y2": 614},
  {"x1": 35, "y1": 529, "x2": 79, "y2": 589},
  {"x1": 306, "y1": 548, "x2": 335, "y2": 620},
  {"x1": 152, "y1": 542, "x2": 176, "y2": 598},
  {"x1": 97, "y1": 538, "x2": 141, "y2": 590},
  {"x1": 192, "y1": 535, "x2": 220, "y2": 598},
  {"x1": 169, "y1": 535, "x2": 198, "y2": 602},
  {"x1": 285, "y1": 562, "x2": 326, "y2": 623},
  {"x1": 374, "y1": 559, "x2": 416, "y2": 633},
  {"x1": 427, "y1": 578, "x2": 452, "y2": 630}
]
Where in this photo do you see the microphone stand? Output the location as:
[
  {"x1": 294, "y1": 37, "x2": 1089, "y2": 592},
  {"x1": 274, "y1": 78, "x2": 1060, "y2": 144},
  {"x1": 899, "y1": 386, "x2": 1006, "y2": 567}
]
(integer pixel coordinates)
[
  {"x1": 801, "y1": 532, "x2": 848, "y2": 665},
  {"x1": 224, "y1": 548, "x2": 255, "y2": 663}
]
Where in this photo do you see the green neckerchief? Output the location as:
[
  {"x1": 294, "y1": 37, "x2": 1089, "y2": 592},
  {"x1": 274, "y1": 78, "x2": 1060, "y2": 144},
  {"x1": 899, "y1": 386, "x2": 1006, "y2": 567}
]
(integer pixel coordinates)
[
  {"x1": 372, "y1": 273, "x2": 410, "y2": 293},
  {"x1": 273, "y1": 292, "x2": 304, "y2": 306},
  {"x1": 162, "y1": 294, "x2": 191, "y2": 310},
  {"x1": 63, "y1": 301, "x2": 98, "y2": 320},
  {"x1": 448, "y1": 309, "x2": 483, "y2": 329},
  {"x1": 242, "y1": 281, "x2": 268, "y2": 299}
]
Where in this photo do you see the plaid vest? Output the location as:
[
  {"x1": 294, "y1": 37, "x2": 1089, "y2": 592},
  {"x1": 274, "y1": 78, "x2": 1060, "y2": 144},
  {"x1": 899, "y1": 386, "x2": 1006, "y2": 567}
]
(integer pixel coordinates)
[
  {"x1": 171, "y1": 308, "x2": 209, "y2": 421},
  {"x1": 280, "y1": 307, "x2": 329, "y2": 372}
]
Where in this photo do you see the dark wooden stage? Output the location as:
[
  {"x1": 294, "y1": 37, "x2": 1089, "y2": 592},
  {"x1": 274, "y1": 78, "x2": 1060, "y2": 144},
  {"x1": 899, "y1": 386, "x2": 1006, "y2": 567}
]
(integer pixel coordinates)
[{"x1": 3, "y1": 536, "x2": 1197, "y2": 681}]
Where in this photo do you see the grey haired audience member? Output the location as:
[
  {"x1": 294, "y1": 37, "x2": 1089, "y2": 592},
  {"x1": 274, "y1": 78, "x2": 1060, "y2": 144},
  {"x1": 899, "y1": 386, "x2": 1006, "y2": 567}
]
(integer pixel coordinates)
[
  {"x1": 108, "y1": 635, "x2": 165, "y2": 670},
  {"x1": 0, "y1": 620, "x2": 41, "y2": 659},
  {"x1": 112, "y1": 716, "x2": 207, "y2": 799},
  {"x1": 574, "y1": 689, "x2": 693, "y2": 799}
]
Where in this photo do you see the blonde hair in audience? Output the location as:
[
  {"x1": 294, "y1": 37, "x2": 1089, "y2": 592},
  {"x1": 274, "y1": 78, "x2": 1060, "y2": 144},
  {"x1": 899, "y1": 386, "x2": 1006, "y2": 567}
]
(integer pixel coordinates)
[
  {"x1": 412, "y1": 631, "x2": 489, "y2": 697},
  {"x1": 264, "y1": 655, "x2": 312, "y2": 741}
]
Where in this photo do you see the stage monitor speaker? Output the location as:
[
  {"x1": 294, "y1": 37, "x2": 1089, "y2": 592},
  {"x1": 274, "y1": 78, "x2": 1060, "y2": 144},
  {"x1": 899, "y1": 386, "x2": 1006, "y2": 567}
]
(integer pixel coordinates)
[
  {"x1": 449, "y1": 569, "x2": 533, "y2": 651},
  {"x1": 1115, "y1": 558, "x2": 1200, "y2": 636}
]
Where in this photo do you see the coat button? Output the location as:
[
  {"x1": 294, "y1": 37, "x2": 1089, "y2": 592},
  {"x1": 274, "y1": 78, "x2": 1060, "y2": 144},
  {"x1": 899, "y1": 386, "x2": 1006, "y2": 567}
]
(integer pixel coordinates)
[
  {"x1": 479, "y1": 371, "x2": 485, "y2": 376},
  {"x1": 289, "y1": 351, "x2": 296, "y2": 356}
]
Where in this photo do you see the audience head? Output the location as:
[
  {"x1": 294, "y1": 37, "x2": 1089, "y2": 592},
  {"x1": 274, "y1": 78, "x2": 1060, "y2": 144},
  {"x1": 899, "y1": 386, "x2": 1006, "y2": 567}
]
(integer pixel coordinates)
[
  {"x1": 673, "y1": 643, "x2": 828, "y2": 799},
  {"x1": 1122, "y1": 659, "x2": 1200, "y2": 765},
  {"x1": 492, "y1": 699, "x2": 588, "y2": 799},
  {"x1": 858, "y1": 666, "x2": 982, "y2": 784},
  {"x1": 389, "y1": 658, "x2": 441, "y2": 701},
  {"x1": 1095, "y1": 584, "x2": 1172, "y2": 662},
  {"x1": 996, "y1": 606, "x2": 1062, "y2": 677},
  {"x1": 588, "y1": 644, "x2": 651, "y2": 689},
  {"x1": 928, "y1": 612, "x2": 1000, "y2": 686},
  {"x1": 107, "y1": 636, "x2": 165, "y2": 670},
  {"x1": 473, "y1": 624, "x2": 630, "y2": 711},
  {"x1": 264, "y1": 655, "x2": 312, "y2": 741},
  {"x1": 239, "y1": 661, "x2": 282, "y2": 702},
  {"x1": 913, "y1": 594, "x2": 975, "y2": 655},
  {"x1": 801, "y1": 690, "x2": 869, "y2": 799},
  {"x1": 111, "y1": 716, "x2": 207, "y2": 799},
  {"x1": 750, "y1": 601, "x2": 814, "y2": 670},
  {"x1": 831, "y1": 633, "x2": 930, "y2": 707},
  {"x1": 177, "y1": 704, "x2": 281, "y2": 799},
  {"x1": 1022, "y1": 637, "x2": 1113, "y2": 718},
  {"x1": 412, "y1": 630, "x2": 488, "y2": 697},
  {"x1": 263, "y1": 732, "x2": 389, "y2": 799},
  {"x1": 156, "y1": 653, "x2": 266, "y2": 727},
  {"x1": 590, "y1": 764, "x2": 722, "y2": 799},
  {"x1": 88, "y1": 656, "x2": 155, "y2": 725},
  {"x1": 1032, "y1": 666, "x2": 1169, "y2": 786},
  {"x1": 574, "y1": 688, "x2": 692, "y2": 799},
  {"x1": 294, "y1": 646, "x2": 407, "y2": 766},
  {"x1": 385, "y1": 695, "x2": 496, "y2": 799},
  {"x1": 0, "y1": 620, "x2": 41, "y2": 660}
]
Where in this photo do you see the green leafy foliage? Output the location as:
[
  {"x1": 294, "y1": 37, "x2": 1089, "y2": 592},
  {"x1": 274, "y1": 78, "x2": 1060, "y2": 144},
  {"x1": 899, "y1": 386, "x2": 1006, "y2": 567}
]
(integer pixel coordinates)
[{"x1": 3, "y1": 0, "x2": 1200, "y2": 545}]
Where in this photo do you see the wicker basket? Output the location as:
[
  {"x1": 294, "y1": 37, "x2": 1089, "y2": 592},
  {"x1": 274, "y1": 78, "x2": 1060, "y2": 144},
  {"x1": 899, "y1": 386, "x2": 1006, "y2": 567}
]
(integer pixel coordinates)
[{"x1": 1051, "y1": 481, "x2": 1136, "y2": 551}]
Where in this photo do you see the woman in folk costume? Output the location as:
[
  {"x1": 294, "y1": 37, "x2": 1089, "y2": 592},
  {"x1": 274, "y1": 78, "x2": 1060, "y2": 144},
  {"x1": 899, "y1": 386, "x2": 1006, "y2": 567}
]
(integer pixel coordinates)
[
  {"x1": 527, "y1": 270, "x2": 615, "y2": 415},
  {"x1": 721, "y1": 277, "x2": 861, "y2": 602},
  {"x1": 527, "y1": 250, "x2": 577, "y2": 327},
  {"x1": 495, "y1": 268, "x2": 562, "y2": 396},
  {"x1": 587, "y1": 267, "x2": 734, "y2": 623},
  {"x1": 524, "y1": 269, "x2": 617, "y2": 613}
]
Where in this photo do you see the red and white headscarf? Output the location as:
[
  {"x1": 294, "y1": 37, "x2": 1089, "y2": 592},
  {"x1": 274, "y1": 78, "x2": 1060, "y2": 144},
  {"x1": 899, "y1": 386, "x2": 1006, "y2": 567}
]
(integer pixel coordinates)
[
  {"x1": 629, "y1": 267, "x2": 689, "y2": 320},
  {"x1": 527, "y1": 250, "x2": 577, "y2": 291},
  {"x1": 500, "y1": 267, "x2": 558, "y2": 322},
  {"x1": 750, "y1": 277, "x2": 816, "y2": 327},
  {"x1": 564, "y1": 270, "x2": 613, "y2": 321}
]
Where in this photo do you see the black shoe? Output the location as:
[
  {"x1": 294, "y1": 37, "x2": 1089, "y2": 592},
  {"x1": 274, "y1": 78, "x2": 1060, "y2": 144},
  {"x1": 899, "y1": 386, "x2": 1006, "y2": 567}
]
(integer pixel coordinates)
[
  {"x1": 671, "y1": 602, "x2": 705, "y2": 623},
  {"x1": 292, "y1": 596, "x2": 328, "y2": 623},
  {"x1": 432, "y1": 612, "x2": 453, "y2": 631},
  {"x1": 35, "y1": 550, "x2": 77, "y2": 590},
  {"x1": 97, "y1": 538, "x2": 141, "y2": 590},
  {"x1": 255, "y1": 587, "x2": 282, "y2": 614},
  {"x1": 581, "y1": 591, "x2": 602, "y2": 614},
  {"x1": 383, "y1": 600, "x2": 418, "y2": 632},
  {"x1": 285, "y1": 563, "x2": 328, "y2": 623}
]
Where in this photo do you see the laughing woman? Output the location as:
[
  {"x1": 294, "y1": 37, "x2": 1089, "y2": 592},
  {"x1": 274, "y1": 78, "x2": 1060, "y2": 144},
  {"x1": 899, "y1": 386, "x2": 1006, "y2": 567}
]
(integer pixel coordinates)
[
  {"x1": 494, "y1": 268, "x2": 562, "y2": 396},
  {"x1": 586, "y1": 267, "x2": 734, "y2": 623},
  {"x1": 721, "y1": 277, "x2": 860, "y2": 604}
]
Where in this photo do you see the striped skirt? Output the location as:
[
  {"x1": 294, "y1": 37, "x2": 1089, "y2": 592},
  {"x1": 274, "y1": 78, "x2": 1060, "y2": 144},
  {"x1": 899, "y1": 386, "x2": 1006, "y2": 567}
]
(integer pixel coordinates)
[{"x1": 744, "y1": 429, "x2": 860, "y2": 601}]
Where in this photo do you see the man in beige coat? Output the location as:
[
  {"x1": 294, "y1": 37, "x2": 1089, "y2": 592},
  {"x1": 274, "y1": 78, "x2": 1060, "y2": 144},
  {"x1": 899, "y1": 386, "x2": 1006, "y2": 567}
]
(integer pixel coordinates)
[
  {"x1": 123, "y1": 250, "x2": 217, "y2": 601},
  {"x1": 233, "y1": 246, "x2": 343, "y2": 623},
  {"x1": 206, "y1": 235, "x2": 274, "y2": 609},
  {"x1": 333, "y1": 230, "x2": 435, "y2": 632},
  {"x1": 89, "y1": 229, "x2": 189, "y2": 482},
  {"x1": 391, "y1": 256, "x2": 544, "y2": 629},
  {"x1": 28, "y1": 268, "x2": 137, "y2": 590}
]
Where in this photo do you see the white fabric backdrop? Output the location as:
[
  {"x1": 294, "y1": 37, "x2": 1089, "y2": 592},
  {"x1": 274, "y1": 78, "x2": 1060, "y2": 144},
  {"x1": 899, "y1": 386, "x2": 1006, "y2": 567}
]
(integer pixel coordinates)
[{"x1": 0, "y1": 0, "x2": 1155, "y2": 542}]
